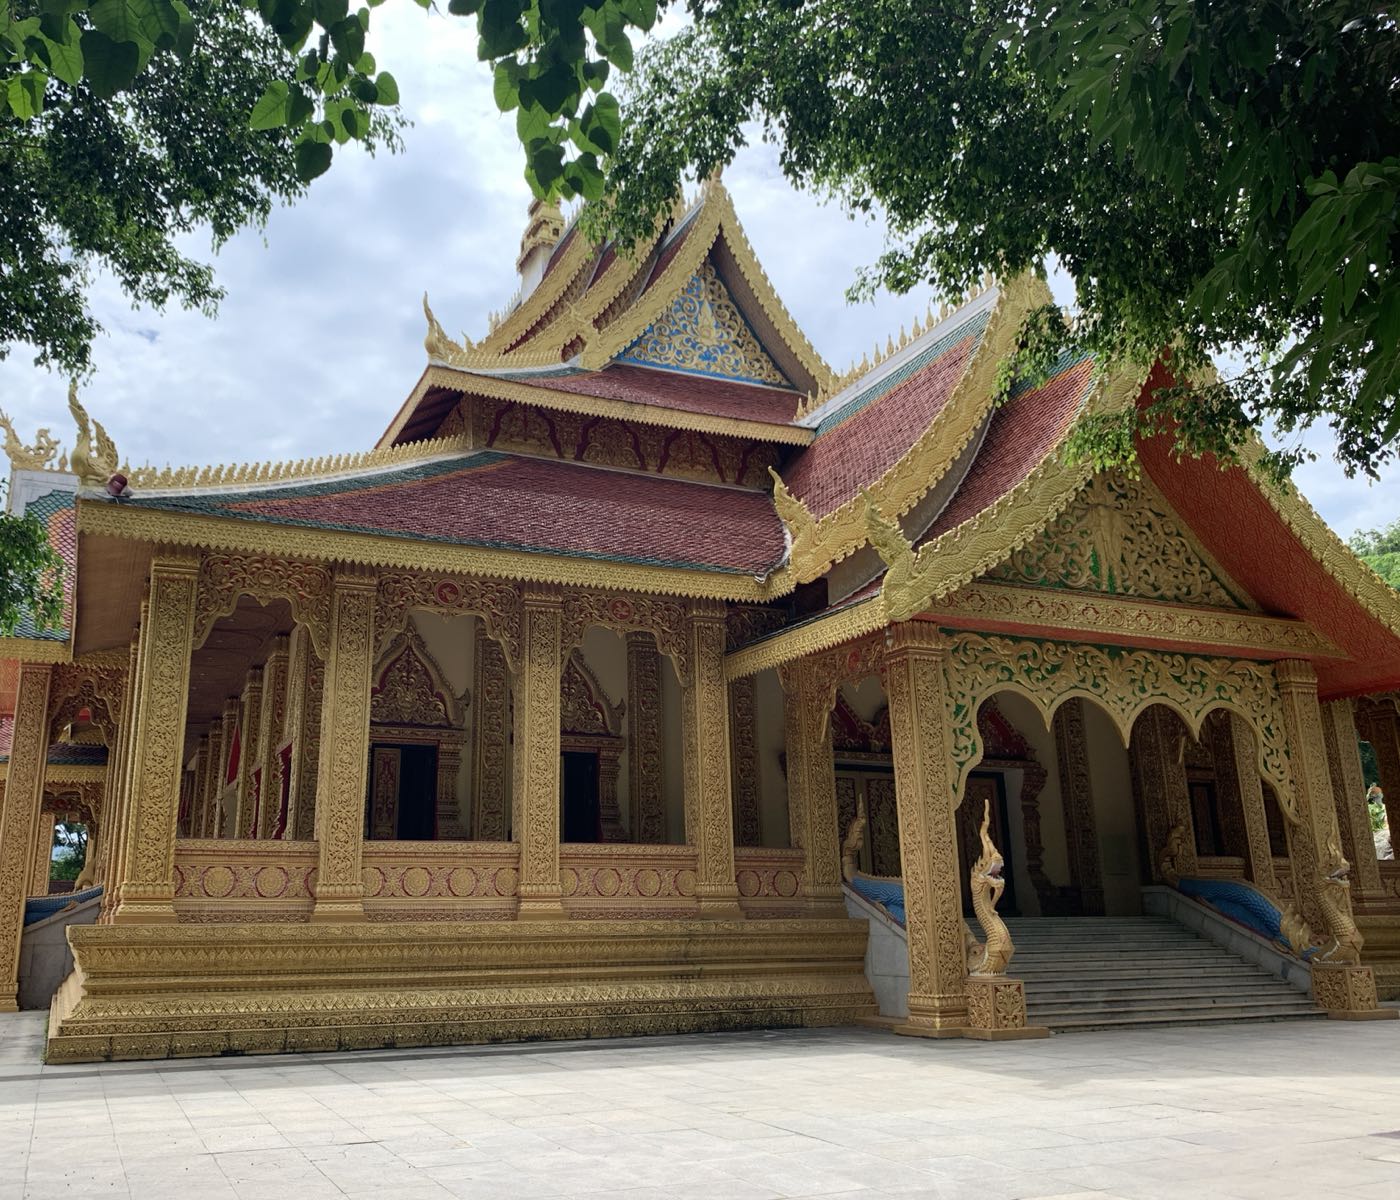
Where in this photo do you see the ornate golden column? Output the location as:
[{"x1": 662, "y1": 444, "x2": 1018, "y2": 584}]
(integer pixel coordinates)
[
  {"x1": 681, "y1": 606, "x2": 742, "y2": 917},
  {"x1": 1225, "y1": 713, "x2": 1279, "y2": 892},
  {"x1": 778, "y1": 658, "x2": 842, "y2": 912},
  {"x1": 233, "y1": 666, "x2": 263, "y2": 838},
  {"x1": 197, "y1": 721, "x2": 224, "y2": 838},
  {"x1": 100, "y1": 627, "x2": 143, "y2": 918},
  {"x1": 472, "y1": 622, "x2": 510, "y2": 840},
  {"x1": 310, "y1": 567, "x2": 377, "y2": 922},
  {"x1": 186, "y1": 737, "x2": 210, "y2": 839},
  {"x1": 1052, "y1": 699, "x2": 1105, "y2": 915},
  {"x1": 884, "y1": 624, "x2": 967, "y2": 1035},
  {"x1": 256, "y1": 636, "x2": 290, "y2": 838},
  {"x1": 624, "y1": 631, "x2": 664, "y2": 843},
  {"x1": 290, "y1": 644, "x2": 322, "y2": 841},
  {"x1": 513, "y1": 591, "x2": 565, "y2": 918},
  {"x1": 1321, "y1": 698, "x2": 1382, "y2": 898},
  {"x1": 1131, "y1": 706, "x2": 1198, "y2": 881},
  {"x1": 729, "y1": 676, "x2": 761, "y2": 847},
  {"x1": 0, "y1": 661, "x2": 54, "y2": 1009},
  {"x1": 29, "y1": 811, "x2": 53, "y2": 897},
  {"x1": 111, "y1": 554, "x2": 199, "y2": 925}
]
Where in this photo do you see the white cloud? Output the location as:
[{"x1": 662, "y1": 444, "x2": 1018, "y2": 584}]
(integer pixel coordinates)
[{"x1": 1, "y1": 5, "x2": 1393, "y2": 543}]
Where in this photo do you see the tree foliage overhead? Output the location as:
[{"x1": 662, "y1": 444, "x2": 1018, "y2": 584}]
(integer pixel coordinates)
[
  {"x1": 464, "y1": 0, "x2": 1400, "y2": 481},
  {"x1": 1, "y1": 0, "x2": 403, "y2": 375},
  {"x1": 0, "y1": 483, "x2": 64, "y2": 637}
]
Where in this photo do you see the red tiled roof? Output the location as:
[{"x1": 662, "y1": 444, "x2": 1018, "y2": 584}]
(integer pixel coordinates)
[
  {"x1": 923, "y1": 359, "x2": 1095, "y2": 542},
  {"x1": 782, "y1": 333, "x2": 980, "y2": 519},
  {"x1": 544, "y1": 364, "x2": 800, "y2": 424},
  {"x1": 135, "y1": 452, "x2": 786, "y2": 575}
]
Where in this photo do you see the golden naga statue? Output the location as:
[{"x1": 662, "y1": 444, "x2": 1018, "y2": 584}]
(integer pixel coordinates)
[
  {"x1": 67, "y1": 382, "x2": 119, "y2": 489},
  {"x1": 965, "y1": 796, "x2": 1014, "y2": 976},
  {"x1": 0, "y1": 408, "x2": 61, "y2": 471},
  {"x1": 840, "y1": 813, "x2": 869, "y2": 884},
  {"x1": 1314, "y1": 837, "x2": 1365, "y2": 965}
]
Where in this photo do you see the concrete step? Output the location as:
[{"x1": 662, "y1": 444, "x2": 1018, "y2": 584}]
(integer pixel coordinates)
[
  {"x1": 1042, "y1": 1007, "x2": 1327, "y2": 1031},
  {"x1": 1028, "y1": 981, "x2": 1310, "y2": 1004}
]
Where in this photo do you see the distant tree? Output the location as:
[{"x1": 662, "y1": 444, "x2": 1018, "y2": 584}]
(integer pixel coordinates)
[
  {"x1": 49, "y1": 822, "x2": 87, "y2": 882},
  {"x1": 1350, "y1": 518, "x2": 1400, "y2": 588}
]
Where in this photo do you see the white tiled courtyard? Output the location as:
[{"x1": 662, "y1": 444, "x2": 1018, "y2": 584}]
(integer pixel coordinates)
[{"x1": 1, "y1": 1012, "x2": 1398, "y2": 1200}]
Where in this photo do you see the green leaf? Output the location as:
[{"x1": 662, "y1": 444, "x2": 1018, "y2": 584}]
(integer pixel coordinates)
[
  {"x1": 493, "y1": 60, "x2": 519, "y2": 111},
  {"x1": 78, "y1": 29, "x2": 140, "y2": 98},
  {"x1": 446, "y1": 0, "x2": 482, "y2": 12},
  {"x1": 6, "y1": 71, "x2": 47, "y2": 119},
  {"x1": 89, "y1": 0, "x2": 143, "y2": 46},
  {"x1": 41, "y1": 32, "x2": 82, "y2": 86},
  {"x1": 314, "y1": 0, "x2": 349, "y2": 25},
  {"x1": 287, "y1": 84, "x2": 314, "y2": 124},
  {"x1": 374, "y1": 70, "x2": 398, "y2": 105},
  {"x1": 294, "y1": 138, "x2": 333, "y2": 180},
  {"x1": 250, "y1": 79, "x2": 291, "y2": 129}
]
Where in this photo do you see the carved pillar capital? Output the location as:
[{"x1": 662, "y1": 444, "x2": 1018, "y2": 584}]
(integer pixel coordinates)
[{"x1": 884, "y1": 621, "x2": 948, "y2": 656}]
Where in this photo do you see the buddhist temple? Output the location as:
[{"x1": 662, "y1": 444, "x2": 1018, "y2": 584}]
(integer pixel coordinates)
[{"x1": 3, "y1": 179, "x2": 1400, "y2": 1061}]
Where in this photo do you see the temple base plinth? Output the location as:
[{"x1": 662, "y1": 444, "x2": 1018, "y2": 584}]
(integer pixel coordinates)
[
  {"x1": 1312, "y1": 962, "x2": 1389, "y2": 1016},
  {"x1": 963, "y1": 975, "x2": 1046, "y2": 1038},
  {"x1": 48, "y1": 917, "x2": 877, "y2": 1063}
]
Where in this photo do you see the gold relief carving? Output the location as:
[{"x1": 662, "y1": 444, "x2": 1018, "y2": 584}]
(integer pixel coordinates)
[
  {"x1": 369, "y1": 748, "x2": 401, "y2": 841},
  {"x1": 514, "y1": 593, "x2": 565, "y2": 916},
  {"x1": 46, "y1": 663, "x2": 125, "y2": 745},
  {"x1": 374, "y1": 572, "x2": 522, "y2": 671},
  {"x1": 1052, "y1": 699, "x2": 1105, "y2": 915},
  {"x1": 561, "y1": 591, "x2": 690, "y2": 685},
  {"x1": 939, "y1": 630, "x2": 1296, "y2": 820},
  {"x1": 561, "y1": 651, "x2": 624, "y2": 736},
  {"x1": 1224, "y1": 712, "x2": 1280, "y2": 893},
  {"x1": 625, "y1": 632, "x2": 665, "y2": 844},
  {"x1": 779, "y1": 659, "x2": 840, "y2": 904},
  {"x1": 729, "y1": 676, "x2": 761, "y2": 848},
  {"x1": 1321, "y1": 699, "x2": 1382, "y2": 896},
  {"x1": 115, "y1": 555, "x2": 199, "y2": 922},
  {"x1": 964, "y1": 975, "x2": 1029, "y2": 1032},
  {"x1": 67, "y1": 383, "x2": 119, "y2": 488},
  {"x1": 618, "y1": 261, "x2": 791, "y2": 387},
  {"x1": 1311, "y1": 962, "x2": 1381, "y2": 1014},
  {"x1": 725, "y1": 604, "x2": 789, "y2": 651},
  {"x1": 986, "y1": 470, "x2": 1248, "y2": 609},
  {"x1": 472, "y1": 624, "x2": 511, "y2": 841},
  {"x1": 560, "y1": 845, "x2": 700, "y2": 912},
  {"x1": 884, "y1": 627, "x2": 968, "y2": 1030},
  {"x1": 173, "y1": 842, "x2": 317, "y2": 903},
  {"x1": 966, "y1": 796, "x2": 1014, "y2": 976},
  {"x1": 234, "y1": 668, "x2": 263, "y2": 840},
  {"x1": 311, "y1": 570, "x2": 377, "y2": 919},
  {"x1": 255, "y1": 641, "x2": 290, "y2": 839},
  {"x1": 372, "y1": 626, "x2": 466, "y2": 729},
  {"x1": 683, "y1": 609, "x2": 741, "y2": 912},
  {"x1": 578, "y1": 416, "x2": 645, "y2": 471},
  {"x1": 1135, "y1": 712, "x2": 1198, "y2": 885},
  {"x1": 281, "y1": 627, "x2": 310, "y2": 840},
  {"x1": 659, "y1": 429, "x2": 725, "y2": 482},
  {"x1": 193, "y1": 554, "x2": 332, "y2": 659},
  {"x1": 0, "y1": 664, "x2": 53, "y2": 1006},
  {"x1": 293, "y1": 655, "x2": 323, "y2": 841},
  {"x1": 733, "y1": 847, "x2": 806, "y2": 913}
]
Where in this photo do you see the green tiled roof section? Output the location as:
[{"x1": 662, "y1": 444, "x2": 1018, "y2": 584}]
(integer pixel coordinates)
[{"x1": 6, "y1": 487, "x2": 74, "y2": 643}]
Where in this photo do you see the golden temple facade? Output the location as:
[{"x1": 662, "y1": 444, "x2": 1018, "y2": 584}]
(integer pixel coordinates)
[{"x1": 3, "y1": 181, "x2": 1400, "y2": 1060}]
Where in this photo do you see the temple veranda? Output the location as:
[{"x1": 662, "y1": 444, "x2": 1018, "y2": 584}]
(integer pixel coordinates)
[{"x1": 3, "y1": 183, "x2": 1400, "y2": 1061}]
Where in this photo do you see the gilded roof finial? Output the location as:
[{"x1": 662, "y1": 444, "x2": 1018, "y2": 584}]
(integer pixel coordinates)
[
  {"x1": 0, "y1": 407, "x2": 61, "y2": 471},
  {"x1": 67, "y1": 380, "x2": 119, "y2": 489},
  {"x1": 516, "y1": 195, "x2": 566, "y2": 278}
]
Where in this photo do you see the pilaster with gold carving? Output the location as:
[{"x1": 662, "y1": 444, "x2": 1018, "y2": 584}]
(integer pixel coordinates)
[
  {"x1": 310, "y1": 567, "x2": 377, "y2": 922},
  {"x1": 778, "y1": 658, "x2": 842, "y2": 911},
  {"x1": 185, "y1": 738, "x2": 210, "y2": 839},
  {"x1": 211, "y1": 700, "x2": 239, "y2": 838},
  {"x1": 100, "y1": 629, "x2": 143, "y2": 918},
  {"x1": 1321, "y1": 698, "x2": 1382, "y2": 897},
  {"x1": 1051, "y1": 698, "x2": 1104, "y2": 915},
  {"x1": 513, "y1": 591, "x2": 564, "y2": 918},
  {"x1": 233, "y1": 667, "x2": 263, "y2": 839},
  {"x1": 198, "y1": 722, "x2": 224, "y2": 839},
  {"x1": 681, "y1": 606, "x2": 742, "y2": 917},
  {"x1": 1222, "y1": 713, "x2": 1279, "y2": 893},
  {"x1": 281, "y1": 624, "x2": 309, "y2": 837},
  {"x1": 112, "y1": 553, "x2": 199, "y2": 925},
  {"x1": 1131, "y1": 706, "x2": 1198, "y2": 882},
  {"x1": 29, "y1": 813, "x2": 52, "y2": 897},
  {"x1": 729, "y1": 675, "x2": 761, "y2": 848},
  {"x1": 471, "y1": 622, "x2": 509, "y2": 840},
  {"x1": 625, "y1": 631, "x2": 664, "y2": 843},
  {"x1": 1275, "y1": 660, "x2": 1350, "y2": 939},
  {"x1": 884, "y1": 624, "x2": 967, "y2": 1035},
  {"x1": 256, "y1": 637, "x2": 290, "y2": 838},
  {"x1": 0, "y1": 662, "x2": 53, "y2": 1008},
  {"x1": 292, "y1": 654, "x2": 323, "y2": 841}
]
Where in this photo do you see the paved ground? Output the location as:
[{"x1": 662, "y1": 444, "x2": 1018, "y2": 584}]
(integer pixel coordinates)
[{"x1": 2, "y1": 1013, "x2": 1399, "y2": 1200}]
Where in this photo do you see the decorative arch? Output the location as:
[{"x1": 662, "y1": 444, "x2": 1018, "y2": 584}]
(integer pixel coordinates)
[
  {"x1": 372, "y1": 626, "x2": 466, "y2": 730},
  {"x1": 941, "y1": 630, "x2": 1297, "y2": 823},
  {"x1": 562, "y1": 651, "x2": 625, "y2": 736},
  {"x1": 193, "y1": 553, "x2": 332, "y2": 656},
  {"x1": 46, "y1": 664, "x2": 123, "y2": 745},
  {"x1": 373, "y1": 572, "x2": 521, "y2": 671}
]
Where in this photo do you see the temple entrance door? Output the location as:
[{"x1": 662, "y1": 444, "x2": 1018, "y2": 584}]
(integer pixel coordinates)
[
  {"x1": 561, "y1": 750, "x2": 602, "y2": 842},
  {"x1": 959, "y1": 772, "x2": 1018, "y2": 917},
  {"x1": 366, "y1": 742, "x2": 439, "y2": 839}
]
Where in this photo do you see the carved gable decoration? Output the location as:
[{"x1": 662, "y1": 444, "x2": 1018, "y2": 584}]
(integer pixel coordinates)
[
  {"x1": 617, "y1": 260, "x2": 790, "y2": 387},
  {"x1": 561, "y1": 651, "x2": 625, "y2": 736},
  {"x1": 371, "y1": 628, "x2": 464, "y2": 729},
  {"x1": 832, "y1": 692, "x2": 891, "y2": 755},
  {"x1": 985, "y1": 470, "x2": 1248, "y2": 609}
]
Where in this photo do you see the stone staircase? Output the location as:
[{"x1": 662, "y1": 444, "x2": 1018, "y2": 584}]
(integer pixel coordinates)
[{"x1": 995, "y1": 916, "x2": 1324, "y2": 1031}]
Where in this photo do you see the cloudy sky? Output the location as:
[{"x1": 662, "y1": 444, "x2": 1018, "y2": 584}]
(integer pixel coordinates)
[{"x1": 1, "y1": 6, "x2": 1394, "y2": 542}]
